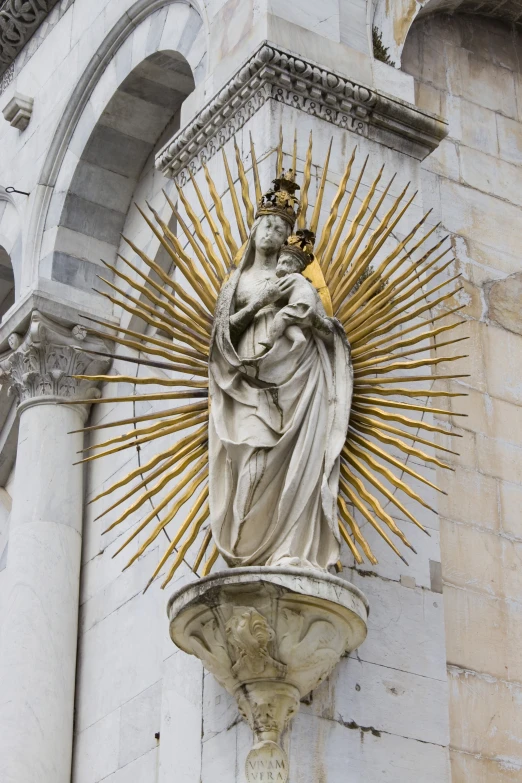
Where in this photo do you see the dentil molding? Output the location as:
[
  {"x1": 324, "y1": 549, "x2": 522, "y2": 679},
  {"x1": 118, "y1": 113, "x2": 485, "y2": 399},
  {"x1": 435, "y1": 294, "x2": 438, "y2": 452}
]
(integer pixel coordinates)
[
  {"x1": 155, "y1": 42, "x2": 449, "y2": 182},
  {"x1": 0, "y1": 310, "x2": 111, "y2": 406}
]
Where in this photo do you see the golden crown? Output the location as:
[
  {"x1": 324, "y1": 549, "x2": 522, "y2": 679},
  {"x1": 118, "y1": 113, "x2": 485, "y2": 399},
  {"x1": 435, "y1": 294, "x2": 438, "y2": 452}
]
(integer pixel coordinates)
[
  {"x1": 256, "y1": 169, "x2": 300, "y2": 227},
  {"x1": 281, "y1": 229, "x2": 316, "y2": 270}
]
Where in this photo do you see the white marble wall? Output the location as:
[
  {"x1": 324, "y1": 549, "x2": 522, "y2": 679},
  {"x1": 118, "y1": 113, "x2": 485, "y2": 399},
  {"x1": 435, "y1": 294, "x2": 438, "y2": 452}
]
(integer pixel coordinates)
[{"x1": 402, "y1": 14, "x2": 522, "y2": 782}]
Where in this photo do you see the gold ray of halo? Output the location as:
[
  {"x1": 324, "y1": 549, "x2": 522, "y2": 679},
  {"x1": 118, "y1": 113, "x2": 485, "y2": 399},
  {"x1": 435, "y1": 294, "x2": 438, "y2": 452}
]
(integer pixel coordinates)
[
  {"x1": 297, "y1": 131, "x2": 313, "y2": 230},
  {"x1": 350, "y1": 422, "x2": 452, "y2": 470},
  {"x1": 291, "y1": 129, "x2": 297, "y2": 175},
  {"x1": 315, "y1": 146, "x2": 357, "y2": 261},
  {"x1": 73, "y1": 412, "x2": 209, "y2": 465},
  {"x1": 201, "y1": 545, "x2": 219, "y2": 577},
  {"x1": 79, "y1": 412, "x2": 206, "y2": 455},
  {"x1": 234, "y1": 137, "x2": 255, "y2": 229},
  {"x1": 326, "y1": 164, "x2": 388, "y2": 279},
  {"x1": 70, "y1": 390, "x2": 208, "y2": 407},
  {"x1": 77, "y1": 411, "x2": 208, "y2": 462},
  {"x1": 88, "y1": 426, "x2": 208, "y2": 505},
  {"x1": 351, "y1": 304, "x2": 466, "y2": 359},
  {"x1": 351, "y1": 413, "x2": 459, "y2": 455},
  {"x1": 345, "y1": 253, "x2": 456, "y2": 336},
  {"x1": 309, "y1": 138, "x2": 332, "y2": 235},
  {"x1": 353, "y1": 353, "x2": 467, "y2": 378},
  {"x1": 342, "y1": 447, "x2": 428, "y2": 532},
  {"x1": 99, "y1": 259, "x2": 211, "y2": 344},
  {"x1": 334, "y1": 198, "x2": 433, "y2": 311},
  {"x1": 94, "y1": 441, "x2": 207, "y2": 523},
  {"x1": 351, "y1": 403, "x2": 461, "y2": 437},
  {"x1": 353, "y1": 335, "x2": 469, "y2": 371},
  {"x1": 135, "y1": 204, "x2": 216, "y2": 311},
  {"x1": 342, "y1": 443, "x2": 435, "y2": 514},
  {"x1": 81, "y1": 324, "x2": 208, "y2": 365},
  {"x1": 156, "y1": 499, "x2": 210, "y2": 589},
  {"x1": 276, "y1": 126, "x2": 283, "y2": 177},
  {"x1": 337, "y1": 514, "x2": 364, "y2": 564},
  {"x1": 352, "y1": 373, "x2": 469, "y2": 386},
  {"x1": 350, "y1": 267, "x2": 461, "y2": 337},
  {"x1": 339, "y1": 228, "x2": 447, "y2": 321},
  {"x1": 187, "y1": 170, "x2": 230, "y2": 273},
  {"x1": 95, "y1": 282, "x2": 210, "y2": 355},
  {"x1": 222, "y1": 148, "x2": 248, "y2": 244},
  {"x1": 193, "y1": 527, "x2": 213, "y2": 574},
  {"x1": 96, "y1": 443, "x2": 207, "y2": 524},
  {"x1": 120, "y1": 467, "x2": 210, "y2": 569},
  {"x1": 339, "y1": 475, "x2": 407, "y2": 563},
  {"x1": 119, "y1": 236, "x2": 212, "y2": 324},
  {"x1": 108, "y1": 457, "x2": 208, "y2": 543},
  {"x1": 250, "y1": 132, "x2": 262, "y2": 207},
  {"x1": 353, "y1": 321, "x2": 470, "y2": 367},
  {"x1": 71, "y1": 400, "x2": 208, "y2": 434},
  {"x1": 354, "y1": 386, "x2": 467, "y2": 401},
  {"x1": 168, "y1": 193, "x2": 223, "y2": 294},
  {"x1": 334, "y1": 204, "x2": 433, "y2": 311},
  {"x1": 108, "y1": 254, "x2": 211, "y2": 334},
  {"x1": 201, "y1": 164, "x2": 239, "y2": 259},
  {"x1": 351, "y1": 395, "x2": 467, "y2": 419},
  {"x1": 347, "y1": 286, "x2": 464, "y2": 345},
  {"x1": 338, "y1": 496, "x2": 377, "y2": 564},
  {"x1": 329, "y1": 178, "x2": 409, "y2": 287},
  {"x1": 146, "y1": 490, "x2": 209, "y2": 591},
  {"x1": 341, "y1": 467, "x2": 415, "y2": 552}
]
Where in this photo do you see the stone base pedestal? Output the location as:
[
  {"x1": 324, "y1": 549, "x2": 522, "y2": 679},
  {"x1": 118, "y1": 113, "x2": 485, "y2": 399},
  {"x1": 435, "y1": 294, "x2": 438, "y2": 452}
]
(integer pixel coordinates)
[{"x1": 168, "y1": 567, "x2": 369, "y2": 781}]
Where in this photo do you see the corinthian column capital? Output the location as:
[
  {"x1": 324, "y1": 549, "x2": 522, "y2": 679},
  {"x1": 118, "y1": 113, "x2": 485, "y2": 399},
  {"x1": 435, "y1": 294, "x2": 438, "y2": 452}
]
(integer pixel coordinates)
[{"x1": 0, "y1": 310, "x2": 111, "y2": 409}]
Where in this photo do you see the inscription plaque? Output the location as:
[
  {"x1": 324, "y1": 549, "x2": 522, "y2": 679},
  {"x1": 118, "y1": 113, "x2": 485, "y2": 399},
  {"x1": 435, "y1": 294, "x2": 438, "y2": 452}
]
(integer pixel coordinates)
[{"x1": 245, "y1": 741, "x2": 289, "y2": 783}]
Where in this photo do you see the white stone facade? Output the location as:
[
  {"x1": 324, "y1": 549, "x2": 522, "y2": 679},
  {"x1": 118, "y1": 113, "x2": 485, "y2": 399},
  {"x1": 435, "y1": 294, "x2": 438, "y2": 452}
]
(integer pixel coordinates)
[{"x1": 0, "y1": 2, "x2": 520, "y2": 782}]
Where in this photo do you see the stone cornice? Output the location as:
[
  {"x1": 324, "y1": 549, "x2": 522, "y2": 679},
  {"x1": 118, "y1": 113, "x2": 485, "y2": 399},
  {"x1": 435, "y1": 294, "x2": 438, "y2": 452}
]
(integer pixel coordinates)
[
  {"x1": 0, "y1": 0, "x2": 60, "y2": 79},
  {"x1": 155, "y1": 42, "x2": 449, "y2": 181},
  {"x1": 0, "y1": 310, "x2": 111, "y2": 406}
]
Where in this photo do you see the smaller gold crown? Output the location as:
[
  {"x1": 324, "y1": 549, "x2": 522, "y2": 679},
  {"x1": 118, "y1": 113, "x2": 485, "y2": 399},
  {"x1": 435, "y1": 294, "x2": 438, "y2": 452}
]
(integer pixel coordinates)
[
  {"x1": 256, "y1": 169, "x2": 300, "y2": 227},
  {"x1": 281, "y1": 228, "x2": 316, "y2": 270}
]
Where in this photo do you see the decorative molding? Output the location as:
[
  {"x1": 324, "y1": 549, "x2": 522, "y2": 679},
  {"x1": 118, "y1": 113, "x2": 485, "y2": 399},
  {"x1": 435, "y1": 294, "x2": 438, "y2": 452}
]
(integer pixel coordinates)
[
  {"x1": 0, "y1": 310, "x2": 111, "y2": 406},
  {"x1": 0, "y1": 0, "x2": 61, "y2": 80},
  {"x1": 0, "y1": 61, "x2": 13, "y2": 94},
  {"x1": 2, "y1": 90, "x2": 32, "y2": 129},
  {"x1": 155, "y1": 42, "x2": 449, "y2": 181}
]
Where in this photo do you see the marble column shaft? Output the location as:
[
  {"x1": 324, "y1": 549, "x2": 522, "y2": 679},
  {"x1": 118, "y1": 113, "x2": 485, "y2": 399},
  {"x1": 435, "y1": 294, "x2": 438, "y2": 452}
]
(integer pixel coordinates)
[{"x1": 0, "y1": 311, "x2": 110, "y2": 783}]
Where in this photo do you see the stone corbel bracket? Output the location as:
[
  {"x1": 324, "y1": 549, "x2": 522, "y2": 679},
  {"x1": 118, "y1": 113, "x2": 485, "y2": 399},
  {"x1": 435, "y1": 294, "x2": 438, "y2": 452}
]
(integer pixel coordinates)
[
  {"x1": 0, "y1": 310, "x2": 112, "y2": 408},
  {"x1": 169, "y1": 567, "x2": 369, "y2": 781},
  {"x1": 155, "y1": 42, "x2": 448, "y2": 183},
  {"x1": 2, "y1": 91, "x2": 33, "y2": 130}
]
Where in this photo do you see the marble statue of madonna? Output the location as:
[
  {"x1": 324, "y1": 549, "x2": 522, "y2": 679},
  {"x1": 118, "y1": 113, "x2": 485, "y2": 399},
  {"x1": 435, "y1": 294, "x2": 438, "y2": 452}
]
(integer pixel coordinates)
[{"x1": 208, "y1": 175, "x2": 353, "y2": 571}]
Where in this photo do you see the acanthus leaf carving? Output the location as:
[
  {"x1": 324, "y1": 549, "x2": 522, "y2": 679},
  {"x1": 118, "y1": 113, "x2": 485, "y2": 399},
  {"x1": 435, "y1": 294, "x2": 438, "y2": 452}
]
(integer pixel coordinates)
[{"x1": 0, "y1": 310, "x2": 111, "y2": 406}]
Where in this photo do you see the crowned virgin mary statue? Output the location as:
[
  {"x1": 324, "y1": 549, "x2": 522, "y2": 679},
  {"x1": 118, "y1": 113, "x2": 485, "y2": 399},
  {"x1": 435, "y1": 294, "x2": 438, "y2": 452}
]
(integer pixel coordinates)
[{"x1": 208, "y1": 172, "x2": 353, "y2": 571}]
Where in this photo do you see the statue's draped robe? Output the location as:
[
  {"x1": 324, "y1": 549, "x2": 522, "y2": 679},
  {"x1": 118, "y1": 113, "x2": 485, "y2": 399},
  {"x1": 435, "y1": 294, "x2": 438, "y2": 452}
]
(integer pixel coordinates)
[{"x1": 209, "y1": 257, "x2": 353, "y2": 571}]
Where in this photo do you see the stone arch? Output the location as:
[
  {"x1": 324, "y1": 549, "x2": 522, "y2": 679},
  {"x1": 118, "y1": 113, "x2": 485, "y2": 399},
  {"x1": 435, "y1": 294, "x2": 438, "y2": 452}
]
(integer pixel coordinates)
[
  {"x1": 372, "y1": 0, "x2": 522, "y2": 67},
  {"x1": 0, "y1": 191, "x2": 20, "y2": 321},
  {"x1": 29, "y1": 0, "x2": 207, "y2": 303}
]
